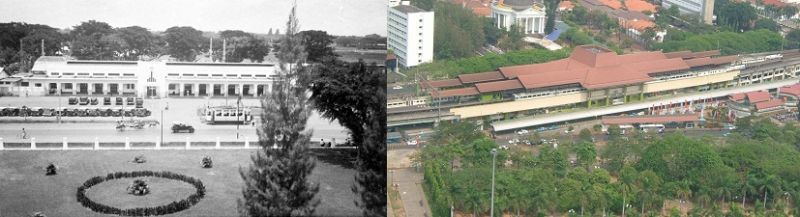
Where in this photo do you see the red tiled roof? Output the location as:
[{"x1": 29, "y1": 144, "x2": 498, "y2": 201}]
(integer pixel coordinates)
[
  {"x1": 756, "y1": 0, "x2": 786, "y2": 7},
  {"x1": 426, "y1": 79, "x2": 462, "y2": 89},
  {"x1": 665, "y1": 50, "x2": 721, "y2": 59},
  {"x1": 780, "y1": 83, "x2": 800, "y2": 97},
  {"x1": 730, "y1": 93, "x2": 746, "y2": 102},
  {"x1": 684, "y1": 55, "x2": 737, "y2": 67},
  {"x1": 431, "y1": 87, "x2": 480, "y2": 98},
  {"x1": 598, "y1": 0, "x2": 622, "y2": 10},
  {"x1": 624, "y1": 0, "x2": 656, "y2": 13},
  {"x1": 559, "y1": 0, "x2": 575, "y2": 10},
  {"x1": 746, "y1": 91, "x2": 772, "y2": 103},
  {"x1": 601, "y1": 113, "x2": 700, "y2": 125},
  {"x1": 475, "y1": 79, "x2": 524, "y2": 93},
  {"x1": 621, "y1": 19, "x2": 655, "y2": 31},
  {"x1": 458, "y1": 71, "x2": 505, "y2": 83},
  {"x1": 755, "y1": 99, "x2": 784, "y2": 110}
]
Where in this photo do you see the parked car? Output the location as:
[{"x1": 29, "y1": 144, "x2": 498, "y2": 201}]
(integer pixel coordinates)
[
  {"x1": 68, "y1": 97, "x2": 78, "y2": 105},
  {"x1": 115, "y1": 97, "x2": 124, "y2": 105},
  {"x1": 171, "y1": 122, "x2": 195, "y2": 133},
  {"x1": 103, "y1": 97, "x2": 111, "y2": 105},
  {"x1": 135, "y1": 97, "x2": 144, "y2": 108},
  {"x1": 90, "y1": 98, "x2": 99, "y2": 105},
  {"x1": 78, "y1": 97, "x2": 90, "y2": 105},
  {"x1": 516, "y1": 129, "x2": 529, "y2": 135},
  {"x1": 126, "y1": 97, "x2": 135, "y2": 105}
]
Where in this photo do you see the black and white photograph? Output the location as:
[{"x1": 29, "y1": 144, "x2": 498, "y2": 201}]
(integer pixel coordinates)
[{"x1": 0, "y1": 0, "x2": 387, "y2": 216}]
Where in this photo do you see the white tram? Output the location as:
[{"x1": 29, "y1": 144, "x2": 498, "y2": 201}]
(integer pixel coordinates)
[{"x1": 203, "y1": 106, "x2": 253, "y2": 124}]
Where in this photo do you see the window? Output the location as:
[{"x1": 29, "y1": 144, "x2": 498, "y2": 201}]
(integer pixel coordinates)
[
  {"x1": 108, "y1": 73, "x2": 120, "y2": 76},
  {"x1": 50, "y1": 72, "x2": 59, "y2": 76},
  {"x1": 255, "y1": 74, "x2": 267, "y2": 78},
  {"x1": 240, "y1": 74, "x2": 252, "y2": 77},
  {"x1": 123, "y1": 73, "x2": 135, "y2": 77},
  {"x1": 226, "y1": 74, "x2": 237, "y2": 77},
  {"x1": 35, "y1": 83, "x2": 42, "y2": 87},
  {"x1": 92, "y1": 73, "x2": 104, "y2": 76},
  {"x1": 62, "y1": 72, "x2": 75, "y2": 76},
  {"x1": 77, "y1": 73, "x2": 90, "y2": 76},
  {"x1": 124, "y1": 84, "x2": 135, "y2": 89},
  {"x1": 182, "y1": 73, "x2": 194, "y2": 77},
  {"x1": 21, "y1": 82, "x2": 29, "y2": 87},
  {"x1": 168, "y1": 73, "x2": 179, "y2": 76},
  {"x1": 212, "y1": 74, "x2": 223, "y2": 77},
  {"x1": 197, "y1": 74, "x2": 208, "y2": 77},
  {"x1": 63, "y1": 83, "x2": 73, "y2": 89}
]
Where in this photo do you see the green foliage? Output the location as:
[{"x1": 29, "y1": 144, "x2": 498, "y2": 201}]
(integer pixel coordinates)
[
  {"x1": 715, "y1": 0, "x2": 758, "y2": 32},
  {"x1": 544, "y1": 0, "x2": 559, "y2": 34},
  {"x1": 163, "y1": 26, "x2": 205, "y2": 62},
  {"x1": 562, "y1": 28, "x2": 593, "y2": 46},
  {"x1": 786, "y1": 29, "x2": 800, "y2": 49},
  {"x1": 754, "y1": 19, "x2": 781, "y2": 32},
  {"x1": 299, "y1": 30, "x2": 335, "y2": 63},
  {"x1": 239, "y1": 6, "x2": 319, "y2": 216},
  {"x1": 653, "y1": 29, "x2": 783, "y2": 55},
  {"x1": 432, "y1": 1, "x2": 486, "y2": 59}
]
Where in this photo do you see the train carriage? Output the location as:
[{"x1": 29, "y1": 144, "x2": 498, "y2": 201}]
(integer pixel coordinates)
[{"x1": 203, "y1": 106, "x2": 253, "y2": 124}]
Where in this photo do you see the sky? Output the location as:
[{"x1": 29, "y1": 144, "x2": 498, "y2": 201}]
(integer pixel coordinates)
[{"x1": 0, "y1": 0, "x2": 387, "y2": 36}]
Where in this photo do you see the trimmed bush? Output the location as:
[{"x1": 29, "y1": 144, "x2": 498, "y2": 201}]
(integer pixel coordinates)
[{"x1": 75, "y1": 171, "x2": 206, "y2": 216}]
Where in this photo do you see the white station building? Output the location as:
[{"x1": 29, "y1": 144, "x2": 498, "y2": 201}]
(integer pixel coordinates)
[
  {"x1": 0, "y1": 56, "x2": 278, "y2": 98},
  {"x1": 491, "y1": 0, "x2": 547, "y2": 35}
]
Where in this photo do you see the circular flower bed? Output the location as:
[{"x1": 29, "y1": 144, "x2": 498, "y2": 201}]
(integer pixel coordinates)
[{"x1": 76, "y1": 171, "x2": 205, "y2": 216}]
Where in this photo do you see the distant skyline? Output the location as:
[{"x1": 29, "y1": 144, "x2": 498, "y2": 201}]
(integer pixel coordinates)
[{"x1": 0, "y1": 0, "x2": 386, "y2": 36}]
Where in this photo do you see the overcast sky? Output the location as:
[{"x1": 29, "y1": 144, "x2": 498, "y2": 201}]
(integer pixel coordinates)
[{"x1": 0, "y1": 0, "x2": 386, "y2": 36}]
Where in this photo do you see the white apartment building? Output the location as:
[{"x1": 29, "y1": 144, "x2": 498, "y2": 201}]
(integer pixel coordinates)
[
  {"x1": 662, "y1": 0, "x2": 715, "y2": 25},
  {"x1": 388, "y1": 3, "x2": 434, "y2": 68},
  {"x1": 491, "y1": 0, "x2": 547, "y2": 34}
]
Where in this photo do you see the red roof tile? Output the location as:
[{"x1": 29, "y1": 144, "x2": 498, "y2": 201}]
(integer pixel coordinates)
[
  {"x1": 746, "y1": 91, "x2": 772, "y2": 103},
  {"x1": 601, "y1": 113, "x2": 700, "y2": 125},
  {"x1": 665, "y1": 50, "x2": 721, "y2": 59},
  {"x1": 431, "y1": 87, "x2": 480, "y2": 98},
  {"x1": 559, "y1": 0, "x2": 575, "y2": 10},
  {"x1": 780, "y1": 83, "x2": 800, "y2": 97},
  {"x1": 475, "y1": 79, "x2": 524, "y2": 93},
  {"x1": 755, "y1": 99, "x2": 784, "y2": 110},
  {"x1": 684, "y1": 56, "x2": 737, "y2": 67},
  {"x1": 426, "y1": 79, "x2": 462, "y2": 89},
  {"x1": 598, "y1": 0, "x2": 622, "y2": 10},
  {"x1": 458, "y1": 71, "x2": 505, "y2": 83},
  {"x1": 730, "y1": 93, "x2": 746, "y2": 102},
  {"x1": 624, "y1": 0, "x2": 656, "y2": 13}
]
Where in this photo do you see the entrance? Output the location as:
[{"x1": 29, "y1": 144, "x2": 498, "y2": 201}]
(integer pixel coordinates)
[
  {"x1": 93, "y1": 83, "x2": 103, "y2": 94},
  {"x1": 147, "y1": 86, "x2": 158, "y2": 98}
]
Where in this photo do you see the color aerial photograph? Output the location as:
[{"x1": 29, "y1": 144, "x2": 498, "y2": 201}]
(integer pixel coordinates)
[
  {"x1": 0, "y1": 0, "x2": 387, "y2": 216},
  {"x1": 386, "y1": 0, "x2": 800, "y2": 216}
]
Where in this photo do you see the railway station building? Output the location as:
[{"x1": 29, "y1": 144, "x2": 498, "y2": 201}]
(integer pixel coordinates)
[{"x1": 0, "y1": 56, "x2": 277, "y2": 98}]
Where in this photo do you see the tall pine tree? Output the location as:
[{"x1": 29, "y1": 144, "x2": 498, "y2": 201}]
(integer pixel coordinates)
[{"x1": 238, "y1": 3, "x2": 319, "y2": 216}]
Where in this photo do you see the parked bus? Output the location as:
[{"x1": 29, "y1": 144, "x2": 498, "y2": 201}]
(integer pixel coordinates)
[{"x1": 203, "y1": 106, "x2": 253, "y2": 124}]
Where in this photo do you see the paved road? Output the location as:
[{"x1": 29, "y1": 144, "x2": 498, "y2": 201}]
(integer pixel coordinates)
[
  {"x1": 390, "y1": 167, "x2": 431, "y2": 217},
  {"x1": 0, "y1": 97, "x2": 347, "y2": 143}
]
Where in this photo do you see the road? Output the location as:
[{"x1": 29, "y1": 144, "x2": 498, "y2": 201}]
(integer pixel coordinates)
[{"x1": 0, "y1": 96, "x2": 347, "y2": 143}]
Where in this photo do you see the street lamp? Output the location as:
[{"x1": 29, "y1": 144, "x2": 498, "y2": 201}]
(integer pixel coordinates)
[
  {"x1": 161, "y1": 102, "x2": 168, "y2": 147},
  {"x1": 490, "y1": 148, "x2": 497, "y2": 217}
]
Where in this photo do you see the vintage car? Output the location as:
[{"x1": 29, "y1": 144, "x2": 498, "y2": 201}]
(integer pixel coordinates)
[{"x1": 171, "y1": 122, "x2": 195, "y2": 133}]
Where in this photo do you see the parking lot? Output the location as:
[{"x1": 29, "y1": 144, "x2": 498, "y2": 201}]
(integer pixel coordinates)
[{"x1": 0, "y1": 96, "x2": 347, "y2": 144}]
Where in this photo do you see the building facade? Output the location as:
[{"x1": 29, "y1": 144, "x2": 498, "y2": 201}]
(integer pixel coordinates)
[
  {"x1": 387, "y1": 3, "x2": 434, "y2": 68},
  {"x1": 491, "y1": 0, "x2": 547, "y2": 34},
  {"x1": 661, "y1": 0, "x2": 715, "y2": 25},
  {"x1": 0, "y1": 56, "x2": 278, "y2": 98}
]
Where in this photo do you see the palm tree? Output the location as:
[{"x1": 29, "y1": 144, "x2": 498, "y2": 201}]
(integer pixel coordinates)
[
  {"x1": 764, "y1": 175, "x2": 782, "y2": 209},
  {"x1": 675, "y1": 181, "x2": 692, "y2": 212}
]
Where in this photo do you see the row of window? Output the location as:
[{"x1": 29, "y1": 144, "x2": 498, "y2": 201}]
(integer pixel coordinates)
[
  {"x1": 48, "y1": 72, "x2": 271, "y2": 78},
  {"x1": 165, "y1": 73, "x2": 271, "y2": 78}
]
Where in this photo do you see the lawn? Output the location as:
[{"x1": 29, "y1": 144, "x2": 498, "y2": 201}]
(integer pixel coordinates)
[{"x1": 0, "y1": 149, "x2": 360, "y2": 217}]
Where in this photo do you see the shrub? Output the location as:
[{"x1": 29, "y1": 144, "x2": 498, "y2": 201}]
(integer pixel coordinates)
[{"x1": 75, "y1": 171, "x2": 206, "y2": 216}]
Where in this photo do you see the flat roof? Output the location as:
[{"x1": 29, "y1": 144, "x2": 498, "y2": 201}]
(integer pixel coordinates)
[
  {"x1": 392, "y1": 5, "x2": 427, "y2": 13},
  {"x1": 601, "y1": 113, "x2": 700, "y2": 125}
]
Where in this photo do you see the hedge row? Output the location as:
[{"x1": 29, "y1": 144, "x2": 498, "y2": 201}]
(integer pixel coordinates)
[{"x1": 76, "y1": 171, "x2": 205, "y2": 216}]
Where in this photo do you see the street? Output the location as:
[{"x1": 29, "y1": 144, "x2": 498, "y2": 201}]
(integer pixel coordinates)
[{"x1": 0, "y1": 96, "x2": 348, "y2": 143}]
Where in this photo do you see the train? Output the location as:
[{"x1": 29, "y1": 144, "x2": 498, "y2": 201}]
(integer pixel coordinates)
[{"x1": 0, "y1": 106, "x2": 151, "y2": 117}]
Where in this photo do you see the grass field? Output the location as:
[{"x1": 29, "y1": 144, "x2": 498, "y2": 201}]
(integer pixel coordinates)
[{"x1": 0, "y1": 149, "x2": 361, "y2": 217}]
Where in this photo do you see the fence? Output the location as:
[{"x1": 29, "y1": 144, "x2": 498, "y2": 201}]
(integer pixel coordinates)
[{"x1": 0, "y1": 136, "x2": 269, "y2": 151}]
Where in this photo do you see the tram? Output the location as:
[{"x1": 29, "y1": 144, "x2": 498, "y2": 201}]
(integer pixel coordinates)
[{"x1": 203, "y1": 106, "x2": 253, "y2": 124}]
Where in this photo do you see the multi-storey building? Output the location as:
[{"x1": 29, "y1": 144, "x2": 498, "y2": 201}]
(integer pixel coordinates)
[
  {"x1": 387, "y1": 3, "x2": 434, "y2": 68},
  {"x1": 0, "y1": 56, "x2": 278, "y2": 98},
  {"x1": 490, "y1": 0, "x2": 547, "y2": 34},
  {"x1": 661, "y1": 0, "x2": 715, "y2": 25}
]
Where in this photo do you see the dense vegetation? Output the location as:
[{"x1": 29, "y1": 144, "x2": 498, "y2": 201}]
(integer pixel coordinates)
[
  {"x1": 416, "y1": 117, "x2": 800, "y2": 216},
  {"x1": 653, "y1": 29, "x2": 783, "y2": 55},
  {"x1": 404, "y1": 48, "x2": 571, "y2": 80}
]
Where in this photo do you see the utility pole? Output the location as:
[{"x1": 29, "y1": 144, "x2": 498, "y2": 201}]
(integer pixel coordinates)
[
  {"x1": 236, "y1": 95, "x2": 241, "y2": 139},
  {"x1": 490, "y1": 148, "x2": 497, "y2": 217},
  {"x1": 41, "y1": 39, "x2": 44, "y2": 56},
  {"x1": 223, "y1": 38, "x2": 227, "y2": 63},
  {"x1": 209, "y1": 37, "x2": 214, "y2": 62}
]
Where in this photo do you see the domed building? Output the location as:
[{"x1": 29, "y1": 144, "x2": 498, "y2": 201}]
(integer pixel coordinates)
[{"x1": 490, "y1": 0, "x2": 547, "y2": 35}]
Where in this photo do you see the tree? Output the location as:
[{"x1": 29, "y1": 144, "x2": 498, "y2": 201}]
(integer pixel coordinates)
[
  {"x1": 787, "y1": 29, "x2": 800, "y2": 49},
  {"x1": 299, "y1": 30, "x2": 336, "y2": 63},
  {"x1": 309, "y1": 59, "x2": 386, "y2": 216},
  {"x1": 238, "y1": 4, "x2": 319, "y2": 216},
  {"x1": 163, "y1": 26, "x2": 205, "y2": 62},
  {"x1": 544, "y1": 0, "x2": 559, "y2": 34},
  {"x1": 219, "y1": 30, "x2": 270, "y2": 63},
  {"x1": 754, "y1": 19, "x2": 781, "y2": 32},
  {"x1": 70, "y1": 20, "x2": 115, "y2": 60},
  {"x1": 575, "y1": 141, "x2": 596, "y2": 170},
  {"x1": 115, "y1": 26, "x2": 158, "y2": 60}
]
